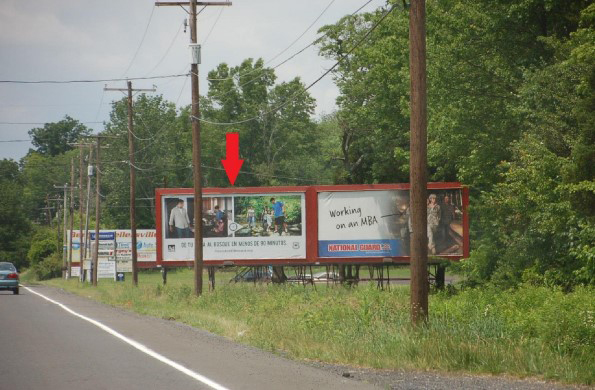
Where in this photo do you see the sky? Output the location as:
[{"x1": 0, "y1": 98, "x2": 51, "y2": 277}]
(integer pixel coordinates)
[{"x1": 0, "y1": 0, "x2": 385, "y2": 161}]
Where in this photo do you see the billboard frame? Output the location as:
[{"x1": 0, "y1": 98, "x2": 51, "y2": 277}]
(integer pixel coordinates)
[{"x1": 156, "y1": 183, "x2": 469, "y2": 267}]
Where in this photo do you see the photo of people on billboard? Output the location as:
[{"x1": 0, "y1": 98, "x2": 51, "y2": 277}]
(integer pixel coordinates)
[
  {"x1": 161, "y1": 193, "x2": 306, "y2": 261},
  {"x1": 233, "y1": 195, "x2": 302, "y2": 238},
  {"x1": 202, "y1": 196, "x2": 233, "y2": 238},
  {"x1": 318, "y1": 189, "x2": 463, "y2": 258},
  {"x1": 165, "y1": 197, "x2": 193, "y2": 239}
]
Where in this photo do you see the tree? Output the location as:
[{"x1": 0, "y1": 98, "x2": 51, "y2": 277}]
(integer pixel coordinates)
[
  {"x1": 203, "y1": 58, "x2": 326, "y2": 186},
  {"x1": 317, "y1": 0, "x2": 594, "y2": 287},
  {"x1": 28, "y1": 115, "x2": 91, "y2": 156},
  {"x1": 101, "y1": 94, "x2": 185, "y2": 229},
  {"x1": 0, "y1": 159, "x2": 31, "y2": 269}
]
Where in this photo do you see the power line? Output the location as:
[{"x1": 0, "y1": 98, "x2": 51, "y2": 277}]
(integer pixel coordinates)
[
  {"x1": 203, "y1": 0, "x2": 375, "y2": 106},
  {"x1": 195, "y1": 3, "x2": 396, "y2": 126},
  {"x1": 145, "y1": 21, "x2": 184, "y2": 76},
  {"x1": 265, "y1": 0, "x2": 336, "y2": 66},
  {"x1": 121, "y1": 5, "x2": 157, "y2": 78},
  {"x1": 205, "y1": 0, "x2": 374, "y2": 82},
  {"x1": 0, "y1": 73, "x2": 188, "y2": 85},
  {"x1": 202, "y1": 7, "x2": 224, "y2": 45},
  {"x1": 0, "y1": 121, "x2": 103, "y2": 125}
]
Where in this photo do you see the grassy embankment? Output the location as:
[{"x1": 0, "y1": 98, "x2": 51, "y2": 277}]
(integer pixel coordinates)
[{"x1": 43, "y1": 268, "x2": 594, "y2": 385}]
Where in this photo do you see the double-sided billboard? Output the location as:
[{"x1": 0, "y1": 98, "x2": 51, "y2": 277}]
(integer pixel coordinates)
[
  {"x1": 160, "y1": 192, "x2": 306, "y2": 262},
  {"x1": 156, "y1": 184, "x2": 468, "y2": 265}
]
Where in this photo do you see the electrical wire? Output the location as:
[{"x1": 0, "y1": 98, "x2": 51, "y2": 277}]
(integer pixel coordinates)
[
  {"x1": 194, "y1": 3, "x2": 396, "y2": 126},
  {"x1": 145, "y1": 21, "x2": 184, "y2": 76},
  {"x1": 93, "y1": 88, "x2": 106, "y2": 122},
  {"x1": 202, "y1": 7, "x2": 224, "y2": 45},
  {"x1": 205, "y1": 0, "x2": 373, "y2": 82},
  {"x1": 203, "y1": 0, "x2": 375, "y2": 106},
  {"x1": 0, "y1": 121, "x2": 104, "y2": 125},
  {"x1": 265, "y1": 0, "x2": 336, "y2": 67},
  {"x1": 121, "y1": 5, "x2": 156, "y2": 78},
  {"x1": 0, "y1": 73, "x2": 188, "y2": 85}
]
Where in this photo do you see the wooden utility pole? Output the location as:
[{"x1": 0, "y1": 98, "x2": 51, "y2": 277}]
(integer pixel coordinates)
[
  {"x1": 104, "y1": 82, "x2": 155, "y2": 287},
  {"x1": 53, "y1": 185, "x2": 70, "y2": 279},
  {"x1": 409, "y1": 0, "x2": 429, "y2": 325},
  {"x1": 83, "y1": 145, "x2": 94, "y2": 278},
  {"x1": 69, "y1": 142, "x2": 92, "y2": 281},
  {"x1": 68, "y1": 158, "x2": 75, "y2": 278},
  {"x1": 79, "y1": 147, "x2": 84, "y2": 280},
  {"x1": 83, "y1": 135, "x2": 115, "y2": 286},
  {"x1": 93, "y1": 137, "x2": 101, "y2": 286},
  {"x1": 155, "y1": 0, "x2": 232, "y2": 296},
  {"x1": 45, "y1": 194, "x2": 52, "y2": 226}
]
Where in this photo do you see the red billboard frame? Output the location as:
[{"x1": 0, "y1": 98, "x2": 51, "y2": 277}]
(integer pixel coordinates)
[{"x1": 155, "y1": 183, "x2": 469, "y2": 267}]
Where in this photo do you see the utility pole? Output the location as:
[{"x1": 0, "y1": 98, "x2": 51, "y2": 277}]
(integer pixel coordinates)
[
  {"x1": 68, "y1": 158, "x2": 75, "y2": 278},
  {"x1": 83, "y1": 145, "x2": 94, "y2": 280},
  {"x1": 53, "y1": 185, "x2": 70, "y2": 279},
  {"x1": 104, "y1": 82, "x2": 155, "y2": 287},
  {"x1": 155, "y1": 0, "x2": 232, "y2": 296},
  {"x1": 93, "y1": 137, "x2": 101, "y2": 287},
  {"x1": 45, "y1": 194, "x2": 52, "y2": 227},
  {"x1": 84, "y1": 135, "x2": 115, "y2": 286},
  {"x1": 69, "y1": 142, "x2": 92, "y2": 281},
  {"x1": 409, "y1": 0, "x2": 429, "y2": 325}
]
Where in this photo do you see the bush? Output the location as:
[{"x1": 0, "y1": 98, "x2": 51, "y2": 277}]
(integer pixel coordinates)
[{"x1": 31, "y1": 252, "x2": 62, "y2": 280}]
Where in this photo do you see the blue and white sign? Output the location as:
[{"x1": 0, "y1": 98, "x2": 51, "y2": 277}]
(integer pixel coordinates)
[
  {"x1": 318, "y1": 190, "x2": 409, "y2": 258},
  {"x1": 89, "y1": 231, "x2": 116, "y2": 241}
]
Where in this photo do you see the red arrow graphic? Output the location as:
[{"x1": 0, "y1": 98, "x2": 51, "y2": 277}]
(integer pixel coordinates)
[{"x1": 221, "y1": 132, "x2": 244, "y2": 186}]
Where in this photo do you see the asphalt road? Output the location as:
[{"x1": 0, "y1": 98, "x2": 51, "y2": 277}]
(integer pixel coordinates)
[{"x1": 0, "y1": 285, "x2": 377, "y2": 390}]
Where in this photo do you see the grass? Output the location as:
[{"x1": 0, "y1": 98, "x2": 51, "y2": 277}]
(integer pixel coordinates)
[{"x1": 42, "y1": 268, "x2": 594, "y2": 385}]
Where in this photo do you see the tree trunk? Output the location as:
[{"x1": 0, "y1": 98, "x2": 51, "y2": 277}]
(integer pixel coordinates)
[{"x1": 271, "y1": 266, "x2": 287, "y2": 283}]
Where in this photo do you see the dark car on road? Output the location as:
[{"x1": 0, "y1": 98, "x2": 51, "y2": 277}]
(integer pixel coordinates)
[{"x1": 0, "y1": 262, "x2": 19, "y2": 294}]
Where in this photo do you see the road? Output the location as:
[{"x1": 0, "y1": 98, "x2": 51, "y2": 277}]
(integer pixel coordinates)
[{"x1": 0, "y1": 285, "x2": 377, "y2": 390}]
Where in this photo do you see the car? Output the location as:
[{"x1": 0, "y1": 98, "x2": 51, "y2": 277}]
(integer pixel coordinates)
[
  {"x1": 312, "y1": 271, "x2": 340, "y2": 281},
  {"x1": 0, "y1": 262, "x2": 19, "y2": 294},
  {"x1": 231, "y1": 267, "x2": 272, "y2": 282}
]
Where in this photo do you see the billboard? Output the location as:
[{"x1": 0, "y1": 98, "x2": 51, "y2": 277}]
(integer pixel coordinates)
[
  {"x1": 318, "y1": 189, "x2": 464, "y2": 258},
  {"x1": 160, "y1": 193, "x2": 306, "y2": 261},
  {"x1": 67, "y1": 229, "x2": 157, "y2": 269},
  {"x1": 156, "y1": 183, "x2": 468, "y2": 266}
]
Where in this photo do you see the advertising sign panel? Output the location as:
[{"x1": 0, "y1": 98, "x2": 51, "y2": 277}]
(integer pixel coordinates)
[
  {"x1": 97, "y1": 259, "x2": 116, "y2": 279},
  {"x1": 67, "y1": 229, "x2": 157, "y2": 268},
  {"x1": 318, "y1": 189, "x2": 464, "y2": 258},
  {"x1": 160, "y1": 193, "x2": 306, "y2": 261}
]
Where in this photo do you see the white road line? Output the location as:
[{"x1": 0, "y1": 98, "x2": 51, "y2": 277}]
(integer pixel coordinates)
[{"x1": 24, "y1": 286, "x2": 230, "y2": 390}]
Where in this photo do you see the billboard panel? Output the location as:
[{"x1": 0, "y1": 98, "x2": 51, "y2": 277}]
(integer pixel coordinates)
[
  {"x1": 67, "y1": 229, "x2": 156, "y2": 265},
  {"x1": 160, "y1": 193, "x2": 306, "y2": 261},
  {"x1": 318, "y1": 189, "x2": 464, "y2": 258}
]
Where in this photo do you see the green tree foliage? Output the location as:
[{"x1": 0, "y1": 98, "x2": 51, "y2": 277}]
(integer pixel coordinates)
[
  {"x1": 28, "y1": 115, "x2": 91, "y2": 156},
  {"x1": 20, "y1": 150, "x2": 77, "y2": 222},
  {"x1": 0, "y1": 159, "x2": 31, "y2": 268},
  {"x1": 27, "y1": 226, "x2": 61, "y2": 280},
  {"x1": 317, "y1": 0, "x2": 593, "y2": 286},
  {"x1": 203, "y1": 58, "x2": 329, "y2": 186},
  {"x1": 100, "y1": 94, "x2": 185, "y2": 228}
]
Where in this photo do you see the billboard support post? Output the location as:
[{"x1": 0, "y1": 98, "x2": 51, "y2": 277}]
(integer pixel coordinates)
[{"x1": 409, "y1": 0, "x2": 429, "y2": 325}]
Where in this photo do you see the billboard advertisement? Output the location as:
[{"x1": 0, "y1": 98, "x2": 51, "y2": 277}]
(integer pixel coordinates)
[
  {"x1": 160, "y1": 193, "x2": 306, "y2": 261},
  {"x1": 318, "y1": 189, "x2": 464, "y2": 258},
  {"x1": 67, "y1": 229, "x2": 157, "y2": 266}
]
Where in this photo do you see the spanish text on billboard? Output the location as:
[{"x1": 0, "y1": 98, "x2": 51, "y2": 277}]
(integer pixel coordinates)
[{"x1": 162, "y1": 193, "x2": 306, "y2": 261}]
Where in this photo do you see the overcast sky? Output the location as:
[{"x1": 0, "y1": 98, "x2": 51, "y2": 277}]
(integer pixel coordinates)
[{"x1": 0, "y1": 0, "x2": 385, "y2": 161}]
